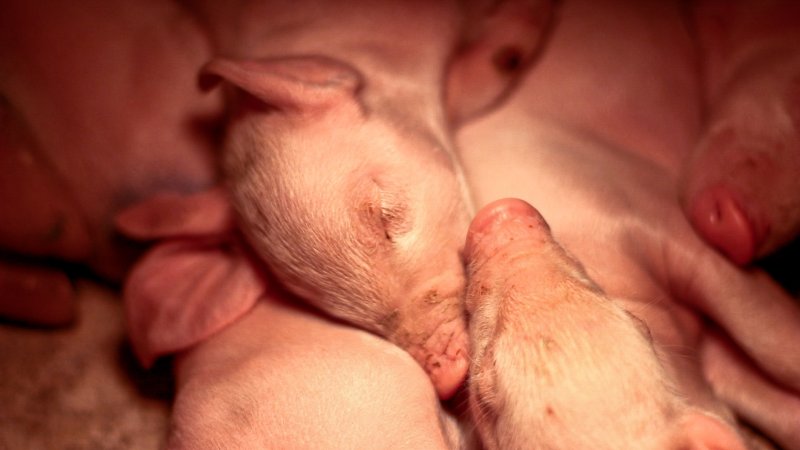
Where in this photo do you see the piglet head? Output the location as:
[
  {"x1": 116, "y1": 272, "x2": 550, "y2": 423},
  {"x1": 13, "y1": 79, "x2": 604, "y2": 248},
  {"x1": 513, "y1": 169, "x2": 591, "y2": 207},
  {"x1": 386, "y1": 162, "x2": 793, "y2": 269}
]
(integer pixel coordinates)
[{"x1": 200, "y1": 56, "x2": 471, "y2": 398}]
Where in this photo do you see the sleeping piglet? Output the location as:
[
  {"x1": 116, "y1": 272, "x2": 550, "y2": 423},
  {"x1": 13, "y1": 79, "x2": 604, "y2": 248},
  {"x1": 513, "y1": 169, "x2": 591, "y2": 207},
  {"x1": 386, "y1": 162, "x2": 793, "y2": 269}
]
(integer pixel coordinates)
[
  {"x1": 681, "y1": 0, "x2": 800, "y2": 265},
  {"x1": 121, "y1": 0, "x2": 553, "y2": 399}
]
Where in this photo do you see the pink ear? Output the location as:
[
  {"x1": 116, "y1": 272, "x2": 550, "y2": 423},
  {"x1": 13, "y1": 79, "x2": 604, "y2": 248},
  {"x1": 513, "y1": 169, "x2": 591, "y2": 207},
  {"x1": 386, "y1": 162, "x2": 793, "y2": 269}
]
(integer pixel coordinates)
[
  {"x1": 115, "y1": 187, "x2": 235, "y2": 241},
  {"x1": 446, "y1": 0, "x2": 554, "y2": 124},
  {"x1": 118, "y1": 187, "x2": 266, "y2": 366},
  {"x1": 124, "y1": 235, "x2": 266, "y2": 367},
  {"x1": 198, "y1": 55, "x2": 363, "y2": 114}
]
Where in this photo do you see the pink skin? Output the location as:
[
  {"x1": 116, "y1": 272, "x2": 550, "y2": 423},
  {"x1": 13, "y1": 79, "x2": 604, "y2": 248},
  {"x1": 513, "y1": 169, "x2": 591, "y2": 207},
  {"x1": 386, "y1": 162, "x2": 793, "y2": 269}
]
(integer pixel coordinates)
[
  {"x1": 183, "y1": 0, "x2": 552, "y2": 399},
  {"x1": 167, "y1": 291, "x2": 458, "y2": 450},
  {"x1": 457, "y1": 0, "x2": 800, "y2": 447},
  {"x1": 464, "y1": 199, "x2": 747, "y2": 449},
  {"x1": 0, "y1": 0, "x2": 221, "y2": 322},
  {"x1": 681, "y1": 0, "x2": 800, "y2": 265},
  {"x1": 116, "y1": 189, "x2": 265, "y2": 367},
  {"x1": 701, "y1": 329, "x2": 800, "y2": 448}
]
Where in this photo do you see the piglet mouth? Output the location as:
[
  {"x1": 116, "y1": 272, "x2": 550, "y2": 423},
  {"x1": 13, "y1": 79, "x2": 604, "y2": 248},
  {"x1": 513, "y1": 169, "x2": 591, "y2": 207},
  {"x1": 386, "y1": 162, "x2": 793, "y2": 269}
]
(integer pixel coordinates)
[
  {"x1": 409, "y1": 318, "x2": 469, "y2": 400},
  {"x1": 386, "y1": 298, "x2": 469, "y2": 400}
]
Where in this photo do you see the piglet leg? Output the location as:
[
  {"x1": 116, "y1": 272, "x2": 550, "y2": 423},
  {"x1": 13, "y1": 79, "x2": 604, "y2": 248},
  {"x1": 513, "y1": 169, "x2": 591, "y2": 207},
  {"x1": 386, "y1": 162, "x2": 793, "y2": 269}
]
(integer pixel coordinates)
[
  {"x1": 662, "y1": 223, "x2": 800, "y2": 395},
  {"x1": 701, "y1": 329, "x2": 800, "y2": 450}
]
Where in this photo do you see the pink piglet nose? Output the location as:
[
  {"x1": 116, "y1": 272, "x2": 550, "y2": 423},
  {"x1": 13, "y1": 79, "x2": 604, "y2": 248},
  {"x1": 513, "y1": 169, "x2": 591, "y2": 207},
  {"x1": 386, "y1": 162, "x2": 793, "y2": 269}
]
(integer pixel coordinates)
[
  {"x1": 689, "y1": 185, "x2": 759, "y2": 265},
  {"x1": 465, "y1": 198, "x2": 549, "y2": 260}
]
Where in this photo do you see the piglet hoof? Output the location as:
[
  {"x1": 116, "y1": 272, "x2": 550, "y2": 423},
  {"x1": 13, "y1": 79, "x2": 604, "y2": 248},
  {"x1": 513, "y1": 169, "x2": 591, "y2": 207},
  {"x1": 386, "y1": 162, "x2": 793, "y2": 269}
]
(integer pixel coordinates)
[
  {"x1": 393, "y1": 312, "x2": 469, "y2": 400},
  {"x1": 688, "y1": 185, "x2": 760, "y2": 265}
]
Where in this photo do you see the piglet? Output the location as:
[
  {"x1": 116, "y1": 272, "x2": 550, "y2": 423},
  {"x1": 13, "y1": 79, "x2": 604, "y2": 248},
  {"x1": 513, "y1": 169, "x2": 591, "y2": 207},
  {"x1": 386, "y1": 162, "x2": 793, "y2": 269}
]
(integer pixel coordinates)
[
  {"x1": 681, "y1": 0, "x2": 800, "y2": 265},
  {"x1": 178, "y1": 0, "x2": 553, "y2": 399},
  {"x1": 464, "y1": 199, "x2": 748, "y2": 450}
]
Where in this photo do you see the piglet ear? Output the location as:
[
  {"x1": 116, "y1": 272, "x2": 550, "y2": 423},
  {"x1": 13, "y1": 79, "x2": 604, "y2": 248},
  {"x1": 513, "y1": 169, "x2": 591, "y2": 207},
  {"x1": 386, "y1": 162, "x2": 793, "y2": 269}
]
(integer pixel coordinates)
[
  {"x1": 124, "y1": 235, "x2": 266, "y2": 367},
  {"x1": 446, "y1": 0, "x2": 554, "y2": 124},
  {"x1": 115, "y1": 187, "x2": 235, "y2": 241},
  {"x1": 199, "y1": 56, "x2": 363, "y2": 114},
  {"x1": 118, "y1": 187, "x2": 266, "y2": 367}
]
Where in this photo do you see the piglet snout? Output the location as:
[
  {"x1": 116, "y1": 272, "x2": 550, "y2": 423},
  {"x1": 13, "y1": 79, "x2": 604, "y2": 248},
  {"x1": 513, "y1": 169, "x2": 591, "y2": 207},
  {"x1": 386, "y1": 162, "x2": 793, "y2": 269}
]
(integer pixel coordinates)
[{"x1": 465, "y1": 198, "x2": 550, "y2": 267}]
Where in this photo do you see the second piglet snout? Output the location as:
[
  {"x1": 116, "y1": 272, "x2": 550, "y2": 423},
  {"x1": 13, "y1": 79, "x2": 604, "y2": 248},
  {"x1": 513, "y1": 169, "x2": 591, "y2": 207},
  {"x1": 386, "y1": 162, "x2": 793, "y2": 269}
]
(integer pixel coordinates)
[{"x1": 203, "y1": 56, "x2": 471, "y2": 399}]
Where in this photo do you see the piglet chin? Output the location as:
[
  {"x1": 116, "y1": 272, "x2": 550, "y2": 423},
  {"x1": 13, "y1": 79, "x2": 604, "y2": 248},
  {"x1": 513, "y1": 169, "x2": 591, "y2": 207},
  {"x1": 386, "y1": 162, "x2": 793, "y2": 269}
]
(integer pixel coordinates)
[{"x1": 688, "y1": 185, "x2": 761, "y2": 265}]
